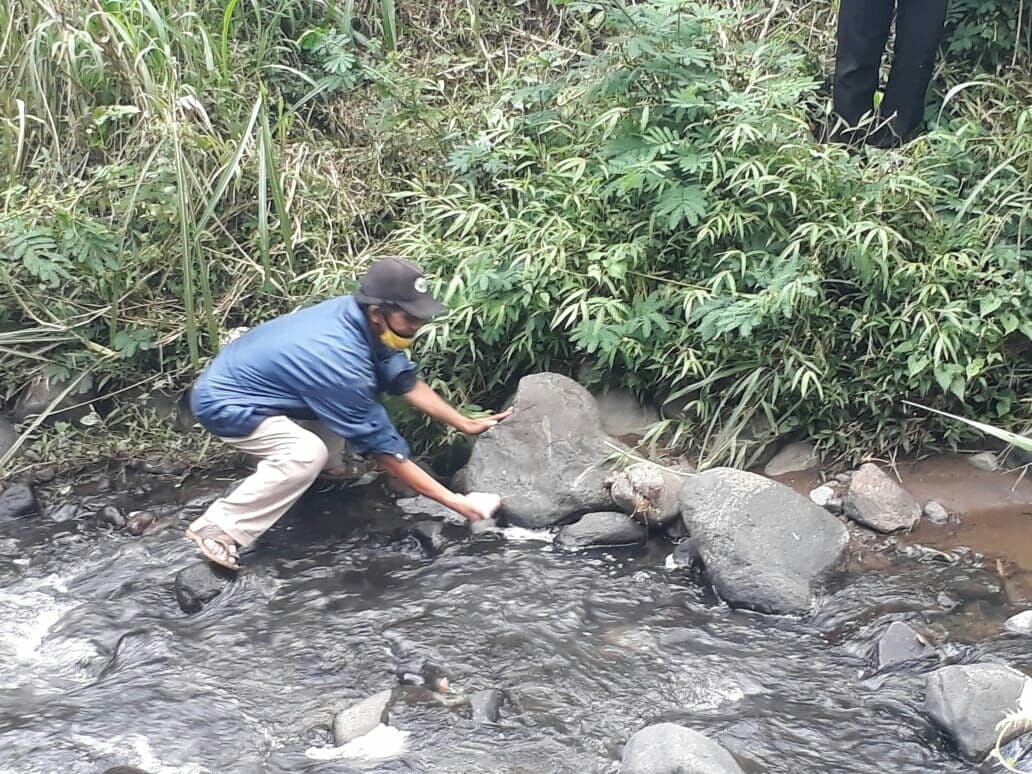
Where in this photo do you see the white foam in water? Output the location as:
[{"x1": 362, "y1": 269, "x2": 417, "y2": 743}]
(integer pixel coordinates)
[
  {"x1": 71, "y1": 733, "x2": 206, "y2": 774},
  {"x1": 498, "y1": 526, "x2": 555, "y2": 543},
  {"x1": 305, "y1": 724, "x2": 410, "y2": 761}
]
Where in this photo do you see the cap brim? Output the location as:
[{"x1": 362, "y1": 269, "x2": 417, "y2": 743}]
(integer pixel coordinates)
[{"x1": 398, "y1": 296, "x2": 447, "y2": 319}]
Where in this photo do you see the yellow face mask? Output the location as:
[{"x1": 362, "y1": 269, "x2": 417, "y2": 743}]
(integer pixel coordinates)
[{"x1": 379, "y1": 328, "x2": 414, "y2": 350}]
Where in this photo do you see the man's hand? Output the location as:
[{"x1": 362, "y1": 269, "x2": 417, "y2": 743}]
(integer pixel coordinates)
[
  {"x1": 451, "y1": 492, "x2": 502, "y2": 523},
  {"x1": 460, "y1": 407, "x2": 514, "y2": 436}
]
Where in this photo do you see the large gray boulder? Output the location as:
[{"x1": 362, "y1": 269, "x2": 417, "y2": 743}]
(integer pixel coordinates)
[
  {"x1": 332, "y1": 690, "x2": 393, "y2": 745},
  {"x1": 925, "y1": 663, "x2": 1031, "y2": 761},
  {"x1": 455, "y1": 373, "x2": 621, "y2": 528},
  {"x1": 173, "y1": 562, "x2": 235, "y2": 614},
  {"x1": 556, "y1": 511, "x2": 647, "y2": 550},
  {"x1": 621, "y1": 723, "x2": 744, "y2": 774},
  {"x1": 844, "y1": 463, "x2": 920, "y2": 532},
  {"x1": 607, "y1": 463, "x2": 686, "y2": 526},
  {"x1": 679, "y1": 468, "x2": 848, "y2": 615}
]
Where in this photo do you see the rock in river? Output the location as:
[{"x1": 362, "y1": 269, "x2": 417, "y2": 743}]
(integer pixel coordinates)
[
  {"x1": 556, "y1": 511, "x2": 647, "y2": 550},
  {"x1": 0, "y1": 482, "x2": 38, "y2": 520},
  {"x1": 844, "y1": 463, "x2": 920, "y2": 532},
  {"x1": 925, "y1": 663, "x2": 1032, "y2": 761},
  {"x1": 173, "y1": 562, "x2": 236, "y2": 614},
  {"x1": 470, "y1": 689, "x2": 504, "y2": 724},
  {"x1": 332, "y1": 689, "x2": 393, "y2": 745},
  {"x1": 607, "y1": 463, "x2": 684, "y2": 526},
  {"x1": 455, "y1": 373, "x2": 622, "y2": 528},
  {"x1": 875, "y1": 621, "x2": 933, "y2": 669},
  {"x1": 679, "y1": 468, "x2": 848, "y2": 615},
  {"x1": 621, "y1": 722, "x2": 744, "y2": 774}
]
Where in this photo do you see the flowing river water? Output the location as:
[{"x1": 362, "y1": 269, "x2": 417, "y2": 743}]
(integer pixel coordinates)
[{"x1": 1, "y1": 458, "x2": 1031, "y2": 773}]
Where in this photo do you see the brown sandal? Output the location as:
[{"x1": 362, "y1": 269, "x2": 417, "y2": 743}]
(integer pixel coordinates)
[{"x1": 185, "y1": 520, "x2": 241, "y2": 571}]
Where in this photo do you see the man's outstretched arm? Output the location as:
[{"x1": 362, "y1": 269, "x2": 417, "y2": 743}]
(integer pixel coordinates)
[
  {"x1": 376, "y1": 454, "x2": 498, "y2": 523},
  {"x1": 402, "y1": 380, "x2": 513, "y2": 434}
]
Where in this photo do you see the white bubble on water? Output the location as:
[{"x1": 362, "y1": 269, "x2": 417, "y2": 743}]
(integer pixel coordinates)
[{"x1": 305, "y1": 723, "x2": 410, "y2": 761}]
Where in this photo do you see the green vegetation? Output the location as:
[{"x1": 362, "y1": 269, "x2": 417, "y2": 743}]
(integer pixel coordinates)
[{"x1": 1, "y1": 0, "x2": 1029, "y2": 477}]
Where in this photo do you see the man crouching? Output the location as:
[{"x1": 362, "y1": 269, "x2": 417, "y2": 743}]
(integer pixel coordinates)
[{"x1": 184, "y1": 257, "x2": 509, "y2": 570}]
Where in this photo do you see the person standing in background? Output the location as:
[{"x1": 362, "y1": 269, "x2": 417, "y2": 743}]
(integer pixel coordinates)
[{"x1": 832, "y1": 0, "x2": 949, "y2": 147}]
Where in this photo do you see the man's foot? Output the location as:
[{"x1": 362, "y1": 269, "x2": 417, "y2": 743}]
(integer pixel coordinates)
[{"x1": 185, "y1": 518, "x2": 241, "y2": 571}]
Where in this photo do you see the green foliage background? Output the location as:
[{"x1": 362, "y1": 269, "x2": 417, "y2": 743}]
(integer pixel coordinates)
[{"x1": 0, "y1": 0, "x2": 1029, "y2": 475}]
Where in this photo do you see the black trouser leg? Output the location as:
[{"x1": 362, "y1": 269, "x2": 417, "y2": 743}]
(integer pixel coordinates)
[
  {"x1": 833, "y1": 0, "x2": 896, "y2": 142},
  {"x1": 879, "y1": 0, "x2": 948, "y2": 142}
]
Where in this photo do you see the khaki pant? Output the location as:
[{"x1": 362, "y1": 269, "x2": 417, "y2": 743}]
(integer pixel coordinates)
[{"x1": 197, "y1": 415, "x2": 358, "y2": 547}]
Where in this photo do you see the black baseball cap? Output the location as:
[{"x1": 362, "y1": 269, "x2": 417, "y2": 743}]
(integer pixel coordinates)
[{"x1": 354, "y1": 257, "x2": 447, "y2": 319}]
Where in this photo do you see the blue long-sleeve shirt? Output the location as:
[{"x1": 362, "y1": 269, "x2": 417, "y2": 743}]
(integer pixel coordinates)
[{"x1": 189, "y1": 296, "x2": 416, "y2": 459}]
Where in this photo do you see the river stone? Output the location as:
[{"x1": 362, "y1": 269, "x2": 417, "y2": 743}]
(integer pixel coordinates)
[
  {"x1": 621, "y1": 722, "x2": 744, "y2": 774},
  {"x1": 607, "y1": 463, "x2": 684, "y2": 526},
  {"x1": 455, "y1": 373, "x2": 621, "y2": 528},
  {"x1": 126, "y1": 511, "x2": 157, "y2": 536},
  {"x1": 678, "y1": 468, "x2": 848, "y2": 614},
  {"x1": 408, "y1": 520, "x2": 446, "y2": 554},
  {"x1": 876, "y1": 621, "x2": 932, "y2": 668},
  {"x1": 556, "y1": 511, "x2": 647, "y2": 550},
  {"x1": 593, "y1": 388, "x2": 660, "y2": 436},
  {"x1": 173, "y1": 562, "x2": 236, "y2": 614},
  {"x1": 470, "y1": 689, "x2": 504, "y2": 723},
  {"x1": 97, "y1": 505, "x2": 126, "y2": 529},
  {"x1": 970, "y1": 452, "x2": 1001, "y2": 472},
  {"x1": 923, "y1": 501, "x2": 951, "y2": 525},
  {"x1": 1005, "y1": 611, "x2": 1032, "y2": 636},
  {"x1": 13, "y1": 372, "x2": 97, "y2": 425},
  {"x1": 332, "y1": 690, "x2": 393, "y2": 745},
  {"x1": 925, "y1": 663, "x2": 1032, "y2": 761},
  {"x1": 47, "y1": 502, "x2": 81, "y2": 522},
  {"x1": 843, "y1": 463, "x2": 920, "y2": 533},
  {"x1": 763, "y1": 440, "x2": 818, "y2": 476},
  {"x1": 0, "y1": 482, "x2": 38, "y2": 519},
  {"x1": 809, "y1": 485, "x2": 836, "y2": 508}
]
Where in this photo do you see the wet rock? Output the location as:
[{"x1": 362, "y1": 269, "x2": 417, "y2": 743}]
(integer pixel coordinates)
[
  {"x1": 397, "y1": 495, "x2": 463, "y2": 524},
  {"x1": 665, "y1": 518, "x2": 689, "y2": 541},
  {"x1": 763, "y1": 441, "x2": 818, "y2": 477},
  {"x1": 1005, "y1": 611, "x2": 1032, "y2": 636},
  {"x1": 607, "y1": 463, "x2": 685, "y2": 526},
  {"x1": 824, "y1": 496, "x2": 844, "y2": 514},
  {"x1": 678, "y1": 468, "x2": 848, "y2": 615},
  {"x1": 0, "y1": 415, "x2": 18, "y2": 459},
  {"x1": 923, "y1": 501, "x2": 951, "y2": 526},
  {"x1": 46, "y1": 502, "x2": 81, "y2": 522},
  {"x1": 470, "y1": 689, "x2": 503, "y2": 723},
  {"x1": 125, "y1": 510, "x2": 157, "y2": 536},
  {"x1": 455, "y1": 373, "x2": 623, "y2": 528},
  {"x1": 844, "y1": 463, "x2": 920, "y2": 533},
  {"x1": 925, "y1": 663, "x2": 1032, "y2": 761},
  {"x1": 0, "y1": 482, "x2": 38, "y2": 519},
  {"x1": 13, "y1": 372, "x2": 97, "y2": 426},
  {"x1": 141, "y1": 514, "x2": 179, "y2": 536},
  {"x1": 395, "y1": 661, "x2": 450, "y2": 693},
  {"x1": 173, "y1": 562, "x2": 236, "y2": 614},
  {"x1": 408, "y1": 520, "x2": 446, "y2": 554},
  {"x1": 332, "y1": 689, "x2": 393, "y2": 745},
  {"x1": 97, "y1": 505, "x2": 126, "y2": 529},
  {"x1": 556, "y1": 511, "x2": 647, "y2": 550},
  {"x1": 593, "y1": 388, "x2": 660, "y2": 436},
  {"x1": 876, "y1": 621, "x2": 933, "y2": 668},
  {"x1": 969, "y1": 452, "x2": 1001, "y2": 472},
  {"x1": 621, "y1": 722, "x2": 744, "y2": 774},
  {"x1": 809, "y1": 485, "x2": 836, "y2": 508},
  {"x1": 665, "y1": 541, "x2": 694, "y2": 570}
]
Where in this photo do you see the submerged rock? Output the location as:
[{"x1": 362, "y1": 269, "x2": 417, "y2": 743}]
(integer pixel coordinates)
[
  {"x1": 407, "y1": 520, "x2": 447, "y2": 555},
  {"x1": 125, "y1": 511, "x2": 157, "y2": 536},
  {"x1": 876, "y1": 621, "x2": 933, "y2": 668},
  {"x1": 0, "y1": 482, "x2": 38, "y2": 520},
  {"x1": 332, "y1": 690, "x2": 393, "y2": 745},
  {"x1": 678, "y1": 468, "x2": 848, "y2": 615},
  {"x1": 607, "y1": 463, "x2": 684, "y2": 526},
  {"x1": 844, "y1": 463, "x2": 920, "y2": 532},
  {"x1": 173, "y1": 562, "x2": 236, "y2": 614},
  {"x1": 470, "y1": 689, "x2": 504, "y2": 724},
  {"x1": 620, "y1": 722, "x2": 744, "y2": 774},
  {"x1": 456, "y1": 373, "x2": 622, "y2": 528},
  {"x1": 97, "y1": 505, "x2": 126, "y2": 529},
  {"x1": 763, "y1": 441, "x2": 818, "y2": 476},
  {"x1": 969, "y1": 452, "x2": 1001, "y2": 472},
  {"x1": 923, "y1": 501, "x2": 951, "y2": 526},
  {"x1": 925, "y1": 663, "x2": 1031, "y2": 761},
  {"x1": 593, "y1": 388, "x2": 660, "y2": 437},
  {"x1": 556, "y1": 511, "x2": 647, "y2": 550}
]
